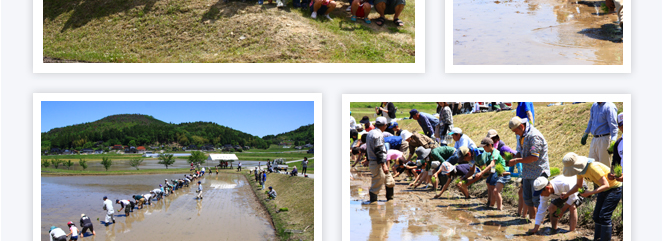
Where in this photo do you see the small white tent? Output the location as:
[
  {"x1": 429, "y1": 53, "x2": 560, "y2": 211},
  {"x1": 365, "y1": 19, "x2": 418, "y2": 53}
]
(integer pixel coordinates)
[{"x1": 208, "y1": 154, "x2": 239, "y2": 162}]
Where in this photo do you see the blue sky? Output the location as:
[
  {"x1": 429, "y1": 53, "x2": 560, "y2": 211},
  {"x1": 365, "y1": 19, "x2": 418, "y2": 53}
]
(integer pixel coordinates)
[{"x1": 42, "y1": 101, "x2": 314, "y2": 137}]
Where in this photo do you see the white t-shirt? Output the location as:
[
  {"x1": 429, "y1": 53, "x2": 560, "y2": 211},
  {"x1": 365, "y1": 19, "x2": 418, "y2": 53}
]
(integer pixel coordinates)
[
  {"x1": 143, "y1": 194, "x2": 152, "y2": 200},
  {"x1": 350, "y1": 116, "x2": 357, "y2": 130},
  {"x1": 152, "y1": 188, "x2": 162, "y2": 194},
  {"x1": 103, "y1": 199, "x2": 115, "y2": 212},
  {"x1": 202, "y1": 167, "x2": 205, "y2": 172},
  {"x1": 69, "y1": 226, "x2": 79, "y2": 237}
]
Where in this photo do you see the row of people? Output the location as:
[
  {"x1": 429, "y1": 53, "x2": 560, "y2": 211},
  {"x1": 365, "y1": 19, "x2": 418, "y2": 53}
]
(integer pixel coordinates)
[
  {"x1": 48, "y1": 173, "x2": 205, "y2": 241},
  {"x1": 351, "y1": 102, "x2": 623, "y2": 240}
]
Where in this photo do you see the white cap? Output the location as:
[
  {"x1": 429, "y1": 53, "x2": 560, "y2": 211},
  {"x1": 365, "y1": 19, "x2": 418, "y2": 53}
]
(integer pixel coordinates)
[
  {"x1": 533, "y1": 176, "x2": 549, "y2": 193},
  {"x1": 617, "y1": 113, "x2": 623, "y2": 126},
  {"x1": 449, "y1": 127, "x2": 462, "y2": 135},
  {"x1": 375, "y1": 117, "x2": 388, "y2": 126},
  {"x1": 400, "y1": 130, "x2": 413, "y2": 141}
]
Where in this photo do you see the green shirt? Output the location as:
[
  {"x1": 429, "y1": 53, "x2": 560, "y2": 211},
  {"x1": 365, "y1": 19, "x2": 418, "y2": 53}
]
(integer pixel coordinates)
[
  {"x1": 430, "y1": 146, "x2": 456, "y2": 162},
  {"x1": 480, "y1": 149, "x2": 505, "y2": 167}
]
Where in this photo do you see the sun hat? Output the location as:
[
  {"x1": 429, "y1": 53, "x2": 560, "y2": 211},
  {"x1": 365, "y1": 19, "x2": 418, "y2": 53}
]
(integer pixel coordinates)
[
  {"x1": 409, "y1": 109, "x2": 419, "y2": 118},
  {"x1": 478, "y1": 137, "x2": 494, "y2": 147},
  {"x1": 438, "y1": 162, "x2": 455, "y2": 175},
  {"x1": 459, "y1": 146, "x2": 470, "y2": 157},
  {"x1": 509, "y1": 117, "x2": 525, "y2": 130},
  {"x1": 562, "y1": 152, "x2": 589, "y2": 177},
  {"x1": 532, "y1": 176, "x2": 549, "y2": 196},
  {"x1": 449, "y1": 127, "x2": 462, "y2": 135},
  {"x1": 486, "y1": 129, "x2": 499, "y2": 138},
  {"x1": 375, "y1": 117, "x2": 388, "y2": 126},
  {"x1": 430, "y1": 161, "x2": 441, "y2": 169},
  {"x1": 400, "y1": 130, "x2": 413, "y2": 141},
  {"x1": 618, "y1": 113, "x2": 623, "y2": 127},
  {"x1": 415, "y1": 147, "x2": 431, "y2": 160}
]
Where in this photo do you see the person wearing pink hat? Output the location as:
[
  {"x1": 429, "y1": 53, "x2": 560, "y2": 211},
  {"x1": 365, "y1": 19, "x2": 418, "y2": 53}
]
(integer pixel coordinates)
[
  {"x1": 65, "y1": 221, "x2": 79, "y2": 240},
  {"x1": 561, "y1": 152, "x2": 622, "y2": 241}
]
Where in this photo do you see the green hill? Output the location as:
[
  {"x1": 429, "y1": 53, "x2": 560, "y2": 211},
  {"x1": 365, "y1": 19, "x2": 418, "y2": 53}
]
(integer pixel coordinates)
[
  {"x1": 43, "y1": 0, "x2": 415, "y2": 63},
  {"x1": 41, "y1": 114, "x2": 271, "y2": 151},
  {"x1": 262, "y1": 124, "x2": 313, "y2": 146}
]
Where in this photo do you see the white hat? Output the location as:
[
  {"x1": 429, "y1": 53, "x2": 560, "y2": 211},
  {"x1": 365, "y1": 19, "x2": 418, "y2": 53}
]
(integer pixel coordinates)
[
  {"x1": 375, "y1": 117, "x2": 388, "y2": 126},
  {"x1": 533, "y1": 176, "x2": 549, "y2": 196},
  {"x1": 438, "y1": 162, "x2": 455, "y2": 175},
  {"x1": 400, "y1": 130, "x2": 413, "y2": 141},
  {"x1": 449, "y1": 127, "x2": 462, "y2": 135},
  {"x1": 430, "y1": 161, "x2": 441, "y2": 169}
]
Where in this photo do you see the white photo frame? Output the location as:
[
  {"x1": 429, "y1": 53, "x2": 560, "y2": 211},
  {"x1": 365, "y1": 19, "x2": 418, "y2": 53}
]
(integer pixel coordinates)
[
  {"x1": 445, "y1": 0, "x2": 631, "y2": 73},
  {"x1": 34, "y1": 93, "x2": 322, "y2": 240},
  {"x1": 342, "y1": 94, "x2": 630, "y2": 240},
  {"x1": 34, "y1": 1, "x2": 425, "y2": 73}
]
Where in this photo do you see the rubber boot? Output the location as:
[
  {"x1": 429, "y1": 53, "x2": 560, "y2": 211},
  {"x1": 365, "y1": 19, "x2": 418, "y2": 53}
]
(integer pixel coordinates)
[
  {"x1": 600, "y1": 224, "x2": 612, "y2": 241},
  {"x1": 594, "y1": 224, "x2": 602, "y2": 241},
  {"x1": 386, "y1": 187, "x2": 394, "y2": 201},
  {"x1": 369, "y1": 192, "x2": 378, "y2": 203}
]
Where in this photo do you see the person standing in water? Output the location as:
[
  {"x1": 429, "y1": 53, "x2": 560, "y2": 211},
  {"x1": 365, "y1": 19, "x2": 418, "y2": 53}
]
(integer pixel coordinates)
[
  {"x1": 197, "y1": 181, "x2": 203, "y2": 199},
  {"x1": 101, "y1": 196, "x2": 115, "y2": 225}
]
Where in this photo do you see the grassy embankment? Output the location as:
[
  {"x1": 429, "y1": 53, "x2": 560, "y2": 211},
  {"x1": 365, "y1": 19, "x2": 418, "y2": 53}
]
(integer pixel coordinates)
[
  {"x1": 349, "y1": 102, "x2": 561, "y2": 121},
  {"x1": 41, "y1": 152, "x2": 312, "y2": 163},
  {"x1": 41, "y1": 167, "x2": 190, "y2": 176},
  {"x1": 43, "y1": 0, "x2": 415, "y2": 63},
  {"x1": 238, "y1": 169, "x2": 314, "y2": 241},
  {"x1": 354, "y1": 102, "x2": 624, "y2": 237}
]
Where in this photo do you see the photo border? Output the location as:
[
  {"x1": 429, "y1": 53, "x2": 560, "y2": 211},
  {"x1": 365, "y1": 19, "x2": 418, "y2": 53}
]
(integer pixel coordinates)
[
  {"x1": 33, "y1": 1, "x2": 425, "y2": 73},
  {"x1": 444, "y1": 0, "x2": 631, "y2": 73},
  {"x1": 33, "y1": 93, "x2": 322, "y2": 240},
  {"x1": 342, "y1": 94, "x2": 631, "y2": 240}
]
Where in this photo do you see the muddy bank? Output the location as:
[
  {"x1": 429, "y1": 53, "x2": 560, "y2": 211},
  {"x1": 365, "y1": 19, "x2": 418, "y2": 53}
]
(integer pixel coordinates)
[
  {"x1": 42, "y1": 173, "x2": 276, "y2": 241},
  {"x1": 454, "y1": 0, "x2": 623, "y2": 65},
  {"x1": 350, "y1": 170, "x2": 599, "y2": 240}
]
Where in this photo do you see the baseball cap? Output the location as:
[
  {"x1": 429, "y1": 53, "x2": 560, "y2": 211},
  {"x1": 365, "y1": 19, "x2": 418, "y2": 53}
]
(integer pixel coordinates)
[
  {"x1": 415, "y1": 146, "x2": 431, "y2": 160},
  {"x1": 478, "y1": 137, "x2": 494, "y2": 147},
  {"x1": 116, "y1": 199, "x2": 120, "y2": 203},
  {"x1": 509, "y1": 117, "x2": 526, "y2": 130},
  {"x1": 486, "y1": 129, "x2": 498, "y2": 138},
  {"x1": 459, "y1": 146, "x2": 470, "y2": 158},
  {"x1": 409, "y1": 109, "x2": 419, "y2": 118},
  {"x1": 103, "y1": 196, "x2": 107, "y2": 199},
  {"x1": 359, "y1": 116, "x2": 370, "y2": 124},
  {"x1": 617, "y1": 113, "x2": 623, "y2": 127},
  {"x1": 390, "y1": 122, "x2": 399, "y2": 127},
  {"x1": 533, "y1": 176, "x2": 549, "y2": 196},
  {"x1": 375, "y1": 117, "x2": 388, "y2": 126},
  {"x1": 449, "y1": 127, "x2": 463, "y2": 135}
]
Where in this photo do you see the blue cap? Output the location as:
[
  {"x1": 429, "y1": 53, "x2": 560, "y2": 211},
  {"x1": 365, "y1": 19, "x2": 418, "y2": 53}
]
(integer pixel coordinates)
[
  {"x1": 50, "y1": 226, "x2": 58, "y2": 232},
  {"x1": 103, "y1": 196, "x2": 107, "y2": 199},
  {"x1": 409, "y1": 109, "x2": 419, "y2": 118},
  {"x1": 390, "y1": 122, "x2": 399, "y2": 127},
  {"x1": 269, "y1": 186, "x2": 273, "y2": 189},
  {"x1": 198, "y1": 181, "x2": 201, "y2": 184}
]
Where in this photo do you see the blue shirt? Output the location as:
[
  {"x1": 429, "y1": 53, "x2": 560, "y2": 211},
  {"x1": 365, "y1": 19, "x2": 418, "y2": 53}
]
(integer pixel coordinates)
[
  {"x1": 585, "y1": 102, "x2": 619, "y2": 141},
  {"x1": 384, "y1": 136, "x2": 402, "y2": 149},
  {"x1": 453, "y1": 134, "x2": 477, "y2": 151},
  {"x1": 416, "y1": 112, "x2": 439, "y2": 137},
  {"x1": 516, "y1": 102, "x2": 535, "y2": 125}
]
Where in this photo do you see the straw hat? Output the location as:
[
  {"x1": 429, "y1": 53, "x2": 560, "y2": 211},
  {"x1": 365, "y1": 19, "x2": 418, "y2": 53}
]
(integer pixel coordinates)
[{"x1": 562, "y1": 152, "x2": 589, "y2": 176}]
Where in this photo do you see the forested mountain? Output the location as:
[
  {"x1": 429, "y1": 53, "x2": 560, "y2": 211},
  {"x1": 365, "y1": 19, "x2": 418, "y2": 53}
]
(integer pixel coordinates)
[
  {"x1": 42, "y1": 114, "x2": 272, "y2": 150},
  {"x1": 262, "y1": 124, "x2": 314, "y2": 146}
]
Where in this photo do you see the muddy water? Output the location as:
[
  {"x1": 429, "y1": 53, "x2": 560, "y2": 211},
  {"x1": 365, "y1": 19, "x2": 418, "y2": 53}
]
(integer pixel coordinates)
[
  {"x1": 454, "y1": 0, "x2": 623, "y2": 65},
  {"x1": 350, "y1": 171, "x2": 590, "y2": 241},
  {"x1": 42, "y1": 173, "x2": 276, "y2": 241}
]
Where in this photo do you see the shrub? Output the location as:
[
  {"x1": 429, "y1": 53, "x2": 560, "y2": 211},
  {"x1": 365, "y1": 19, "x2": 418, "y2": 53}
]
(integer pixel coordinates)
[
  {"x1": 64, "y1": 160, "x2": 74, "y2": 170},
  {"x1": 79, "y1": 158, "x2": 88, "y2": 170},
  {"x1": 101, "y1": 157, "x2": 113, "y2": 171},
  {"x1": 41, "y1": 160, "x2": 51, "y2": 168}
]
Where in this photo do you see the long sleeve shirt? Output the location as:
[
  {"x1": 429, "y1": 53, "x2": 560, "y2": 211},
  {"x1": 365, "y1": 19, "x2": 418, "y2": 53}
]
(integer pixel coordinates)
[
  {"x1": 535, "y1": 176, "x2": 580, "y2": 225},
  {"x1": 198, "y1": 184, "x2": 203, "y2": 192},
  {"x1": 350, "y1": 116, "x2": 357, "y2": 130},
  {"x1": 378, "y1": 102, "x2": 397, "y2": 123},
  {"x1": 366, "y1": 129, "x2": 387, "y2": 163},
  {"x1": 416, "y1": 112, "x2": 439, "y2": 137},
  {"x1": 516, "y1": 102, "x2": 536, "y2": 125},
  {"x1": 439, "y1": 106, "x2": 453, "y2": 125},
  {"x1": 585, "y1": 102, "x2": 619, "y2": 141},
  {"x1": 453, "y1": 134, "x2": 477, "y2": 151},
  {"x1": 102, "y1": 199, "x2": 114, "y2": 213},
  {"x1": 430, "y1": 146, "x2": 456, "y2": 162},
  {"x1": 408, "y1": 133, "x2": 437, "y2": 159}
]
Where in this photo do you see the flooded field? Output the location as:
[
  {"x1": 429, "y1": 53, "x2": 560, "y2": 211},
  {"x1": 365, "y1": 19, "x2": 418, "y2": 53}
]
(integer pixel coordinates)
[
  {"x1": 350, "y1": 171, "x2": 592, "y2": 241},
  {"x1": 41, "y1": 173, "x2": 276, "y2": 241},
  {"x1": 453, "y1": 0, "x2": 623, "y2": 65}
]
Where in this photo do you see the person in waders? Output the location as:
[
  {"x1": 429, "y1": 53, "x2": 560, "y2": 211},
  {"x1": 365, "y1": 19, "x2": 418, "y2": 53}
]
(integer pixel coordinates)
[{"x1": 366, "y1": 117, "x2": 396, "y2": 203}]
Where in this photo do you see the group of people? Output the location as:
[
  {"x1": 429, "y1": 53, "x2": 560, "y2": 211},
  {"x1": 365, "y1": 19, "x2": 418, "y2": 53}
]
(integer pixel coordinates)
[
  {"x1": 350, "y1": 102, "x2": 623, "y2": 240},
  {"x1": 48, "y1": 172, "x2": 207, "y2": 241},
  {"x1": 230, "y1": 0, "x2": 407, "y2": 27}
]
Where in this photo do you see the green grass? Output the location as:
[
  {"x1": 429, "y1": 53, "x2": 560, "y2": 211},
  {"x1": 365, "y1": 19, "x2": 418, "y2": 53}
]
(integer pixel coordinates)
[
  {"x1": 41, "y1": 167, "x2": 191, "y2": 175},
  {"x1": 241, "y1": 170, "x2": 314, "y2": 240},
  {"x1": 287, "y1": 159, "x2": 314, "y2": 174},
  {"x1": 43, "y1": 0, "x2": 415, "y2": 63},
  {"x1": 41, "y1": 153, "x2": 144, "y2": 161}
]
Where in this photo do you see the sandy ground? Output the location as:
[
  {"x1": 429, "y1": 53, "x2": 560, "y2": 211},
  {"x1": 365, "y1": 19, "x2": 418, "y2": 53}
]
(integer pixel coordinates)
[
  {"x1": 350, "y1": 171, "x2": 599, "y2": 241},
  {"x1": 41, "y1": 173, "x2": 276, "y2": 241},
  {"x1": 454, "y1": 0, "x2": 623, "y2": 65}
]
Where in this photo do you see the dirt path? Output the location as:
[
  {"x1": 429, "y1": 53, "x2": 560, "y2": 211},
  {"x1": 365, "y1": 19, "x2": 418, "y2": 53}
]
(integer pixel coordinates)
[{"x1": 350, "y1": 171, "x2": 598, "y2": 241}]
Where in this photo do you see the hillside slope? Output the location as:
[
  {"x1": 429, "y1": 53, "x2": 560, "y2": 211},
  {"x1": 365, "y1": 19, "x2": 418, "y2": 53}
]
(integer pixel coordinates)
[
  {"x1": 43, "y1": 0, "x2": 415, "y2": 63},
  {"x1": 397, "y1": 102, "x2": 624, "y2": 169},
  {"x1": 262, "y1": 124, "x2": 313, "y2": 145}
]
